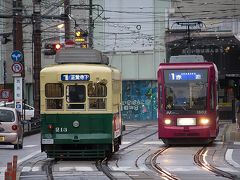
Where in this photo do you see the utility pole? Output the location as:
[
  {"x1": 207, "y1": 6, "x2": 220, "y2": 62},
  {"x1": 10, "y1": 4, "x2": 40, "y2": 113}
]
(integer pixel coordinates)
[
  {"x1": 33, "y1": 0, "x2": 41, "y2": 121},
  {"x1": 13, "y1": 0, "x2": 23, "y2": 58},
  {"x1": 89, "y1": 0, "x2": 93, "y2": 48},
  {"x1": 64, "y1": 0, "x2": 71, "y2": 42},
  {"x1": 13, "y1": 0, "x2": 25, "y2": 117}
]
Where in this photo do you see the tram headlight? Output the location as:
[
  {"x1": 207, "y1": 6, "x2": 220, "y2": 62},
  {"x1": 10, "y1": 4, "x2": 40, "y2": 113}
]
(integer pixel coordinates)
[
  {"x1": 199, "y1": 118, "x2": 210, "y2": 125},
  {"x1": 164, "y1": 118, "x2": 172, "y2": 125}
]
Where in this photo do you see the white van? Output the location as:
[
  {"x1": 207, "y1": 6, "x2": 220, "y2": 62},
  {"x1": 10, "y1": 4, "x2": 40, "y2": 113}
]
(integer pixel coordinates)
[{"x1": 0, "y1": 102, "x2": 34, "y2": 121}]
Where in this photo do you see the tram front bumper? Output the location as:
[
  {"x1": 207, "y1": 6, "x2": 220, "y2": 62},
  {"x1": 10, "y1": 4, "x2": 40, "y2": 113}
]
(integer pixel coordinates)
[
  {"x1": 42, "y1": 133, "x2": 112, "y2": 144},
  {"x1": 159, "y1": 126, "x2": 217, "y2": 138}
]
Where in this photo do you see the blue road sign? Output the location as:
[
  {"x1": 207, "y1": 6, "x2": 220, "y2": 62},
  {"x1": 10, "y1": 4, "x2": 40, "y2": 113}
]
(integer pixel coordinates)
[
  {"x1": 16, "y1": 102, "x2": 22, "y2": 109},
  {"x1": 11, "y1": 50, "x2": 23, "y2": 62}
]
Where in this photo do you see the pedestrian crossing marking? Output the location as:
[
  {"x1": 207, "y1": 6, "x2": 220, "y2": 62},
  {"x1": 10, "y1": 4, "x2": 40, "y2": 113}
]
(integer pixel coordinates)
[
  {"x1": 225, "y1": 149, "x2": 240, "y2": 168},
  {"x1": 24, "y1": 145, "x2": 38, "y2": 148},
  {"x1": 143, "y1": 141, "x2": 164, "y2": 145},
  {"x1": 75, "y1": 167, "x2": 94, "y2": 171},
  {"x1": 122, "y1": 141, "x2": 131, "y2": 144},
  {"x1": 22, "y1": 167, "x2": 31, "y2": 172}
]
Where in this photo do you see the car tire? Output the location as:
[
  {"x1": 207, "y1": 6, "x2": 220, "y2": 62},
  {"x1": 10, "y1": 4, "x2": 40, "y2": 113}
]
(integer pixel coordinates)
[
  {"x1": 14, "y1": 137, "x2": 23, "y2": 150},
  {"x1": 14, "y1": 144, "x2": 19, "y2": 149},
  {"x1": 19, "y1": 135, "x2": 23, "y2": 149}
]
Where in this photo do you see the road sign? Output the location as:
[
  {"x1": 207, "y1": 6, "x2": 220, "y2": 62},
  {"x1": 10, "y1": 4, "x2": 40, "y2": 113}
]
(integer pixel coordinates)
[
  {"x1": 0, "y1": 89, "x2": 13, "y2": 102},
  {"x1": 14, "y1": 77, "x2": 23, "y2": 101},
  {"x1": 0, "y1": 89, "x2": 10, "y2": 99},
  {"x1": 15, "y1": 101, "x2": 22, "y2": 112},
  {"x1": 16, "y1": 102, "x2": 21, "y2": 109},
  {"x1": 11, "y1": 50, "x2": 23, "y2": 62},
  {"x1": 12, "y1": 62, "x2": 23, "y2": 73}
]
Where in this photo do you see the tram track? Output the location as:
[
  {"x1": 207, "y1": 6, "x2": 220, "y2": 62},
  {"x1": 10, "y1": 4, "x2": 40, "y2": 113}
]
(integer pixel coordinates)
[
  {"x1": 122, "y1": 123, "x2": 154, "y2": 136},
  {"x1": 43, "y1": 159, "x2": 54, "y2": 180},
  {"x1": 97, "y1": 127, "x2": 159, "y2": 179},
  {"x1": 96, "y1": 158, "x2": 117, "y2": 180},
  {"x1": 19, "y1": 123, "x2": 158, "y2": 180},
  {"x1": 146, "y1": 146, "x2": 180, "y2": 180},
  {"x1": 18, "y1": 152, "x2": 54, "y2": 180},
  {"x1": 194, "y1": 145, "x2": 239, "y2": 180}
]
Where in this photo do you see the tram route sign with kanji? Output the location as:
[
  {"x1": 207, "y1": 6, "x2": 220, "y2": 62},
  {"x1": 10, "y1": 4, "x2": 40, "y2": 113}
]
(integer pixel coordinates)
[{"x1": 12, "y1": 62, "x2": 23, "y2": 73}]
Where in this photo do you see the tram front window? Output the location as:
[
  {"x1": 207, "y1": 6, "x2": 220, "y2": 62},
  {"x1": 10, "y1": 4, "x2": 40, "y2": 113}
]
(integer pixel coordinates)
[
  {"x1": 45, "y1": 83, "x2": 64, "y2": 110},
  {"x1": 164, "y1": 69, "x2": 208, "y2": 111},
  {"x1": 66, "y1": 85, "x2": 86, "y2": 109},
  {"x1": 88, "y1": 83, "x2": 107, "y2": 110},
  {"x1": 165, "y1": 83, "x2": 207, "y2": 110}
]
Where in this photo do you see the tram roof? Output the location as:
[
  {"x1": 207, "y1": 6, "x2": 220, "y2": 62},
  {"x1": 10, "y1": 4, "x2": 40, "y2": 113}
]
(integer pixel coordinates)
[
  {"x1": 41, "y1": 63, "x2": 119, "y2": 74},
  {"x1": 55, "y1": 48, "x2": 109, "y2": 65},
  {"x1": 159, "y1": 62, "x2": 215, "y2": 70}
]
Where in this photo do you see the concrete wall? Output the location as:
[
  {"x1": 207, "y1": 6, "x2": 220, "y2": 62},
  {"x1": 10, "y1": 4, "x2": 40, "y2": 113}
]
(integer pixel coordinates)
[{"x1": 108, "y1": 52, "x2": 157, "y2": 80}]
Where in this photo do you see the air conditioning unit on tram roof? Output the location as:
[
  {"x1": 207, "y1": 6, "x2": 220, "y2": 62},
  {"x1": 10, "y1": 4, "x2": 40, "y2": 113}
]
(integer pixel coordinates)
[
  {"x1": 55, "y1": 48, "x2": 109, "y2": 65},
  {"x1": 170, "y1": 55, "x2": 205, "y2": 63}
]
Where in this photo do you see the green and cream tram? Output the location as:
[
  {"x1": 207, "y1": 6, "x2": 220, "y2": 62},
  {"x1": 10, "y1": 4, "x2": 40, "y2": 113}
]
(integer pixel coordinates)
[{"x1": 40, "y1": 48, "x2": 122, "y2": 158}]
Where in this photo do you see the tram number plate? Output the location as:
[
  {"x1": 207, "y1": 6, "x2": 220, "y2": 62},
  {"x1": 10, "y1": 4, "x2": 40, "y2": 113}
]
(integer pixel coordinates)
[
  {"x1": 42, "y1": 139, "x2": 54, "y2": 144},
  {"x1": 0, "y1": 136, "x2": 5, "y2": 142}
]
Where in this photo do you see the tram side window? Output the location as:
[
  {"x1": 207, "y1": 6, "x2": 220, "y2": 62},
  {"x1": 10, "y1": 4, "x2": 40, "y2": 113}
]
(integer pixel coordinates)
[
  {"x1": 159, "y1": 84, "x2": 163, "y2": 111},
  {"x1": 165, "y1": 86, "x2": 174, "y2": 110},
  {"x1": 66, "y1": 85, "x2": 86, "y2": 109},
  {"x1": 88, "y1": 83, "x2": 107, "y2": 109},
  {"x1": 210, "y1": 83, "x2": 214, "y2": 110},
  {"x1": 45, "y1": 83, "x2": 64, "y2": 109}
]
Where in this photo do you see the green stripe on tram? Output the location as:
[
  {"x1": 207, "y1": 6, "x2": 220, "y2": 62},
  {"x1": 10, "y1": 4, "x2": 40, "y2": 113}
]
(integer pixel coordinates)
[{"x1": 41, "y1": 113, "x2": 114, "y2": 144}]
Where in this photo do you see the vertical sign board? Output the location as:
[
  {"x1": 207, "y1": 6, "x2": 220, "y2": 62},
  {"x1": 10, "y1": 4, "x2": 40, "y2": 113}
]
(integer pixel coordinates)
[
  {"x1": 11, "y1": 50, "x2": 24, "y2": 116},
  {"x1": 14, "y1": 77, "x2": 23, "y2": 113}
]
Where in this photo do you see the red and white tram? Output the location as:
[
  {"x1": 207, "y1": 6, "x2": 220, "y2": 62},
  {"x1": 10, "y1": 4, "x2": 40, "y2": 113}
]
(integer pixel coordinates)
[{"x1": 157, "y1": 57, "x2": 219, "y2": 145}]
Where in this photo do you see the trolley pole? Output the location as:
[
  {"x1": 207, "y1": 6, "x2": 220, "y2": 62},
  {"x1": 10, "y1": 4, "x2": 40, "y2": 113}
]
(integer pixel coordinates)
[{"x1": 33, "y1": 0, "x2": 41, "y2": 121}]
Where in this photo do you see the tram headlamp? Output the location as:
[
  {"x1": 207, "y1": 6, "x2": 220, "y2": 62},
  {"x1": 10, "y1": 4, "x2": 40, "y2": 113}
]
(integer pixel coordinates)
[
  {"x1": 164, "y1": 118, "x2": 172, "y2": 125},
  {"x1": 199, "y1": 118, "x2": 210, "y2": 125}
]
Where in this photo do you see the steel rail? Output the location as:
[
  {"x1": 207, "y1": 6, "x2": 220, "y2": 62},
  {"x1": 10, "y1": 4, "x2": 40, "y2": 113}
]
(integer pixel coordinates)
[
  {"x1": 149, "y1": 146, "x2": 180, "y2": 180},
  {"x1": 97, "y1": 129, "x2": 158, "y2": 179},
  {"x1": 194, "y1": 146, "x2": 239, "y2": 180}
]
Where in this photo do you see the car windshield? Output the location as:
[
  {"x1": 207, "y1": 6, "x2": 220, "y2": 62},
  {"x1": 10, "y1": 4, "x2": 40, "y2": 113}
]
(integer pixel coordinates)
[{"x1": 0, "y1": 109, "x2": 15, "y2": 122}]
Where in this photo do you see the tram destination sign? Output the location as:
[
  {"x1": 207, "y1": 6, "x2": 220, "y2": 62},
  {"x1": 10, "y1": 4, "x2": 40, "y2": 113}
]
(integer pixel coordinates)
[
  {"x1": 165, "y1": 70, "x2": 207, "y2": 82},
  {"x1": 61, "y1": 74, "x2": 90, "y2": 81}
]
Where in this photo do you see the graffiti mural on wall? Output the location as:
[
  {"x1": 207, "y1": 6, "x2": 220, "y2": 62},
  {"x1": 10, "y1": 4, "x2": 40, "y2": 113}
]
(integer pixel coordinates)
[{"x1": 122, "y1": 80, "x2": 157, "y2": 121}]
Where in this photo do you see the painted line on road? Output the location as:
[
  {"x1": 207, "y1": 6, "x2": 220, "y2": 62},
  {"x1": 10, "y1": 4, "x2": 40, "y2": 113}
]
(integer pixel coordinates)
[
  {"x1": 225, "y1": 149, "x2": 240, "y2": 168},
  {"x1": 18, "y1": 150, "x2": 41, "y2": 164},
  {"x1": 0, "y1": 150, "x2": 40, "y2": 177},
  {"x1": 122, "y1": 141, "x2": 131, "y2": 145},
  {"x1": 23, "y1": 145, "x2": 38, "y2": 148},
  {"x1": 143, "y1": 141, "x2": 164, "y2": 145},
  {"x1": 234, "y1": 142, "x2": 240, "y2": 145}
]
